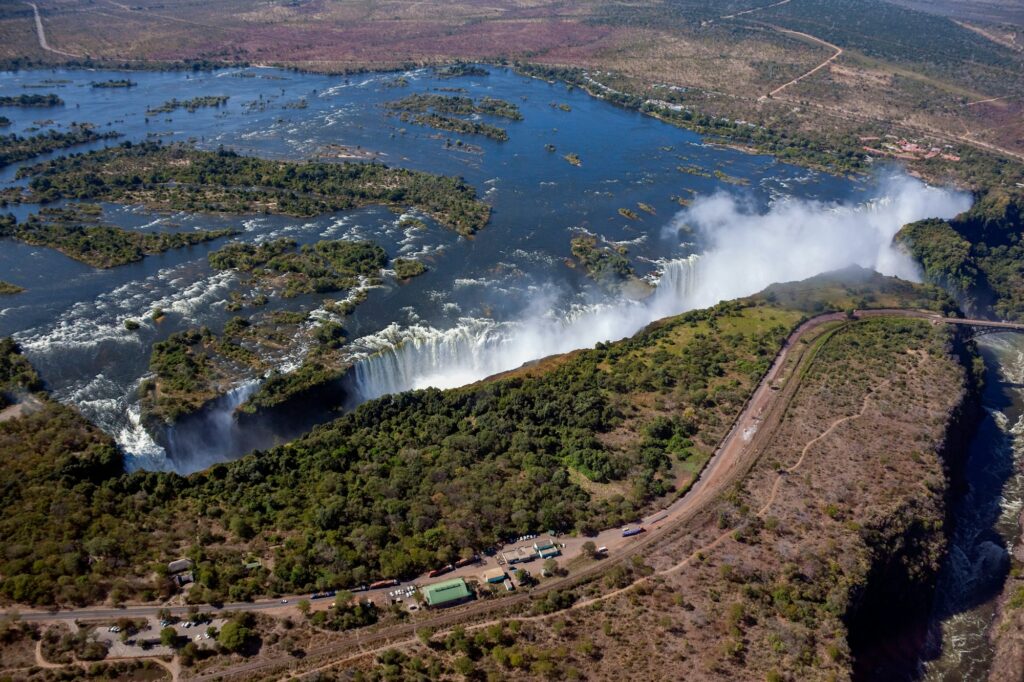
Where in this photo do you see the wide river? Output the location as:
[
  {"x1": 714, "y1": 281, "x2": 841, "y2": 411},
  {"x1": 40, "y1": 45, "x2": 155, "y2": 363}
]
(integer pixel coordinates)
[{"x1": 0, "y1": 64, "x2": 965, "y2": 475}]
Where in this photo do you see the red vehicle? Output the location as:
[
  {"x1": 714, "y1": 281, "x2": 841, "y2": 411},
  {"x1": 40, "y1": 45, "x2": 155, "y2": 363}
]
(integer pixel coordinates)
[
  {"x1": 368, "y1": 579, "x2": 400, "y2": 590},
  {"x1": 427, "y1": 565, "x2": 454, "y2": 578},
  {"x1": 455, "y1": 555, "x2": 480, "y2": 568}
]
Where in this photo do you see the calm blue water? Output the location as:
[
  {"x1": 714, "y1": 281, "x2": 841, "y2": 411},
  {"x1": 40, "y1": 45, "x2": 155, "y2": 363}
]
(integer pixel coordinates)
[{"x1": 0, "y1": 65, "x2": 861, "y2": 471}]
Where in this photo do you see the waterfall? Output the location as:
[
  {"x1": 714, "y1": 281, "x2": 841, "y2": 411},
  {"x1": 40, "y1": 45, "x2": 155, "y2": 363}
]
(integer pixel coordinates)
[
  {"x1": 161, "y1": 380, "x2": 261, "y2": 473},
  {"x1": 351, "y1": 255, "x2": 702, "y2": 401}
]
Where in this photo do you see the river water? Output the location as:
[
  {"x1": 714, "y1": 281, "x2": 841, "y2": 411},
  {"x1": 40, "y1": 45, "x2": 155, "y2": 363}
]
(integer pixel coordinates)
[
  {"x1": 917, "y1": 333, "x2": 1024, "y2": 680},
  {"x1": 0, "y1": 65, "x2": 968, "y2": 473}
]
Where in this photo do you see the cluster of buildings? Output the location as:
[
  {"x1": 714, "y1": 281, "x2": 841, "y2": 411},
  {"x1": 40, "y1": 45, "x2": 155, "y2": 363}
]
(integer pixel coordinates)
[
  {"x1": 418, "y1": 537, "x2": 564, "y2": 608},
  {"x1": 498, "y1": 538, "x2": 561, "y2": 566},
  {"x1": 860, "y1": 136, "x2": 961, "y2": 162}
]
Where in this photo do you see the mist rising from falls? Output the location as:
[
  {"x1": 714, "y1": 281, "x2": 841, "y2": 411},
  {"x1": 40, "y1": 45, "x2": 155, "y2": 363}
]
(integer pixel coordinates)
[
  {"x1": 352, "y1": 174, "x2": 971, "y2": 401},
  {"x1": 159, "y1": 380, "x2": 261, "y2": 473}
]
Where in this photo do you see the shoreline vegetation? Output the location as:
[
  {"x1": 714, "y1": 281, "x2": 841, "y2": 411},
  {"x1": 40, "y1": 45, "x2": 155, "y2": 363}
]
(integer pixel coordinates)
[
  {"x1": 12, "y1": 142, "x2": 491, "y2": 236},
  {"x1": 0, "y1": 125, "x2": 120, "y2": 168},
  {"x1": 0, "y1": 206, "x2": 237, "y2": 268},
  {"x1": 0, "y1": 272, "x2": 953, "y2": 608},
  {"x1": 510, "y1": 62, "x2": 1023, "y2": 190}
]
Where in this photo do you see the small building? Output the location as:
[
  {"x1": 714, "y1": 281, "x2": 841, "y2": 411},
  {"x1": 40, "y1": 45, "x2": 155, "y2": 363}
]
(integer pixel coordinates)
[
  {"x1": 533, "y1": 539, "x2": 557, "y2": 552},
  {"x1": 482, "y1": 568, "x2": 507, "y2": 584},
  {"x1": 516, "y1": 546, "x2": 538, "y2": 563},
  {"x1": 422, "y1": 578, "x2": 473, "y2": 608},
  {"x1": 537, "y1": 546, "x2": 561, "y2": 559},
  {"x1": 167, "y1": 558, "x2": 193, "y2": 575}
]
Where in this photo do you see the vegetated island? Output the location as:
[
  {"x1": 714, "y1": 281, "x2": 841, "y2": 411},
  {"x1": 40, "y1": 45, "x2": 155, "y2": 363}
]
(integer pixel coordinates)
[
  {"x1": 0, "y1": 205, "x2": 237, "y2": 268},
  {"x1": 435, "y1": 63, "x2": 489, "y2": 78},
  {"x1": 145, "y1": 95, "x2": 229, "y2": 115},
  {"x1": 897, "y1": 189, "x2": 1024, "y2": 321},
  {"x1": 0, "y1": 93, "x2": 63, "y2": 107},
  {"x1": 208, "y1": 237, "x2": 386, "y2": 299},
  {"x1": 90, "y1": 79, "x2": 137, "y2": 88},
  {"x1": 141, "y1": 237, "x2": 412, "y2": 424},
  {"x1": 385, "y1": 93, "x2": 520, "y2": 142},
  {"x1": 0, "y1": 280, "x2": 24, "y2": 295},
  {"x1": 569, "y1": 233, "x2": 643, "y2": 295},
  {"x1": 393, "y1": 257, "x2": 426, "y2": 279},
  {"x1": 400, "y1": 112, "x2": 508, "y2": 142},
  {"x1": 0, "y1": 125, "x2": 120, "y2": 167},
  {"x1": 0, "y1": 271, "x2": 957, "y2": 614},
  {"x1": 13, "y1": 142, "x2": 490, "y2": 236},
  {"x1": 386, "y1": 93, "x2": 523, "y2": 120},
  {"x1": 141, "y1": 308, "x2": 348, "y2": 425}
]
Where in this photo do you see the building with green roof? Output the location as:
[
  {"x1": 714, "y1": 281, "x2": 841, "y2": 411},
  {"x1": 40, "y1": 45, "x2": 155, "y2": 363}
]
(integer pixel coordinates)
[{"x1": 422, "y1": 577, "x2": 473, "y2": 608}]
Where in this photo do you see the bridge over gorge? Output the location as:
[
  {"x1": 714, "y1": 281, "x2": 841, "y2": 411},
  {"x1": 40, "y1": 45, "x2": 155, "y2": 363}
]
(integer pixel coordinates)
[{"x1": 854, "y1": 309, "x2": 1024, "y2": 338}]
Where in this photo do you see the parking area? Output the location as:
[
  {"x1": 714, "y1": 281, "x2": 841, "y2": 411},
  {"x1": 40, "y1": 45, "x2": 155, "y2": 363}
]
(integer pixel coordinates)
[{"x1": 90, "y1": 616, "x2": 226, "y2": 658}]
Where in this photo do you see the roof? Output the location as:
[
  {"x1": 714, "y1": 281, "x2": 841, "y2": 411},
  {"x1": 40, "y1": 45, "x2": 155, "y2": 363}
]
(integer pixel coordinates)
[
  {"x1": 482, "y1": 568, "x2": 507, "y2": 583},
  {"x1": 422, "y1": 578, "x2": 472, "y2": 606}
]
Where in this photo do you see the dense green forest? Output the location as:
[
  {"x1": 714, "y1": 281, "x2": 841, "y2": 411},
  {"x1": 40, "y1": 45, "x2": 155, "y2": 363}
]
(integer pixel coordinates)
[
  {"x1": 0, "y1": 126, "x2": 120, "y2": 168},
  {"x1": 0, "y1": 272, "x2": 955, "y2": 606},
  {"x1": 0, "y1": 296, "x2": 800, "y2": 605},
  {"x1": 0, "y1": 204, "x2": 237, "y2": 268},
  {"x1": 13, "y1": 142, "x2": 490, "y2": 235},
  {"x1": 897, "y1": 191, "x2": 1024, "y2": 320}
]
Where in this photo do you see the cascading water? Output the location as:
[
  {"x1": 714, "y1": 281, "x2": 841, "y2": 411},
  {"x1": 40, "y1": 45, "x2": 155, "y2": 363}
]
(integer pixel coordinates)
[
  {"x1": 160, "y1": 380, "x2": 261, "y2": 473},
  {"x1": 350, "y1": 255, "x2": 702, "y2": 401}
]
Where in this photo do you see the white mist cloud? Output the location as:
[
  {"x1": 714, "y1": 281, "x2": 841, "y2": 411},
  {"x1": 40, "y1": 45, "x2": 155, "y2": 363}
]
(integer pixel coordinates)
[
  {"x1": 665, "y1": 173, "x2": 972, "y2": 310},
  {"x1": 353, "y1": 172, "x2": 972, "y2": 398}
]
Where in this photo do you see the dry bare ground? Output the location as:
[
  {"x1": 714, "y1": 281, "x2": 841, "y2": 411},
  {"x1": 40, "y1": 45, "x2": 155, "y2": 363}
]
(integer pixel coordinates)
[{"x1": 2, "y1": 0, "x2": 1022, "y2": 163}]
